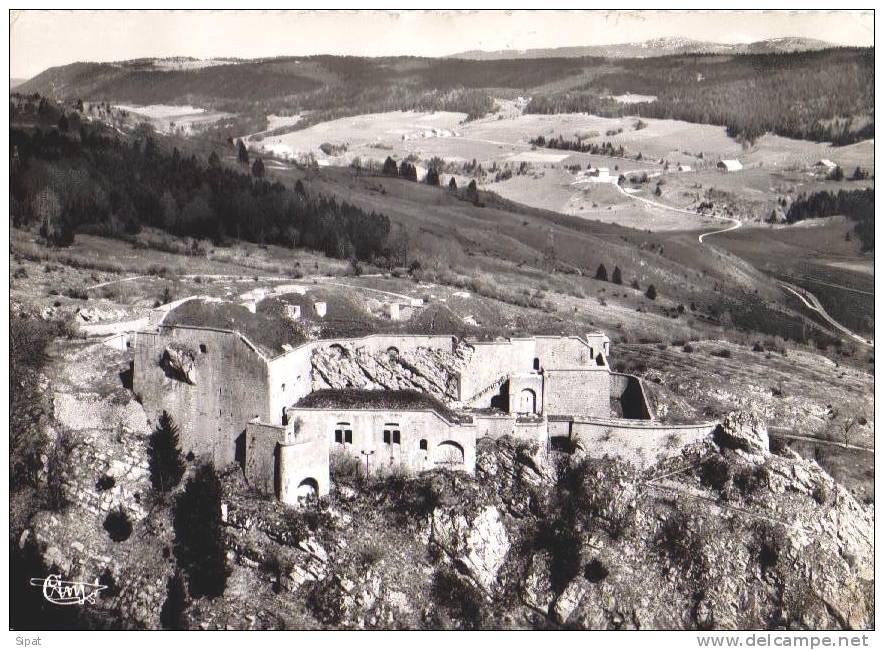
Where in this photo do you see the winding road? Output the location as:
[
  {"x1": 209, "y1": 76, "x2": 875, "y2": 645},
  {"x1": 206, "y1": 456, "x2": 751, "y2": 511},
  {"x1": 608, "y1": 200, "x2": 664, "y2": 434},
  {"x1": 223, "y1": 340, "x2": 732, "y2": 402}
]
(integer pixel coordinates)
[
  {"x1": 778, "y1": 280, "x2": 873, "y2": 347},
  {"x1": 601, "y1": 177, "x2": 873, "y2": 348}
]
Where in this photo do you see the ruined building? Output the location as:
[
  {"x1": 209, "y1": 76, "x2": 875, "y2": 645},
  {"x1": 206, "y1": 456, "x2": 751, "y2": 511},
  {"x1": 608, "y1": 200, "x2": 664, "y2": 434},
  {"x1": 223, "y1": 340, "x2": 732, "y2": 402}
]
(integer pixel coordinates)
[{"x1": 133, "y1": 298, "x2": 716, "y2": 504}]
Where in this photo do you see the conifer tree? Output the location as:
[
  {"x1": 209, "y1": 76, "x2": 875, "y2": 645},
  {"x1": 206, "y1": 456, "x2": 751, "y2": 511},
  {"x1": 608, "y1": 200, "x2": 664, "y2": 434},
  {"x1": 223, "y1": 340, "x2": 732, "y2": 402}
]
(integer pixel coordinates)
[
  {"x1": 612, "y1": 266, "x2": 623, "y2": 285},
  {"x1": 173, "y1": 463, "x2": 228, "y2": 598},
  {"x1": 148, "y1": 410, "x2": 186, "y2": 494}
]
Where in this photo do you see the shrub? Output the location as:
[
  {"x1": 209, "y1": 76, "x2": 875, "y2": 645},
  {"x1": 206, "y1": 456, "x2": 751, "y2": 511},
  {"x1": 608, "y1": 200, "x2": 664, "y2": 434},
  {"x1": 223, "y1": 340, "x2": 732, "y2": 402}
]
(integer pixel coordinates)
[
  {"x1": 430, "y1": 567, "x2": 487, "y2": 629},
  {"x1": 96, "y1": 474, "x2": 115, "y2": 491},
  {"x1": 103, "y1": 508, "x2": 133, "y2": 542},
  {"x1": 682, "y1": 343, "x2": 694, "y2": 353},
  {"x1": 700, "y1": 455, "x2": 733, "y2": 494},
  {"x1": 43, "y1": 431, "x2": 76, "y2": 511},
  {"x1": 752, "y1": 521, "x2": 784, "y2": 573},
  {"x1": 711, "y1": 348, "x2": 732, "y2": 358},
  {"x1": 645, "y1": 284, "x2": 657, "y2": 300},
  {"x1": 584, "y1": 557, "x2": 609, "y2": 583}
]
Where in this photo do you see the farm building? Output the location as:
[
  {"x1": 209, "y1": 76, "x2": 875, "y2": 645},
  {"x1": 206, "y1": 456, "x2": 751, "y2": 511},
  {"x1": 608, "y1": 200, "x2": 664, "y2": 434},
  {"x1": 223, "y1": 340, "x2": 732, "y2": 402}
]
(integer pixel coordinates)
[
  {"x1": 717, "y1": 159, "x2": 743, "y2": 172},
  {"x1": 815, "y1": 159, "x2": 838, "y2": 171},
  {"x1": 677, "y1": 164, "x2": 692, "y2": 172}
]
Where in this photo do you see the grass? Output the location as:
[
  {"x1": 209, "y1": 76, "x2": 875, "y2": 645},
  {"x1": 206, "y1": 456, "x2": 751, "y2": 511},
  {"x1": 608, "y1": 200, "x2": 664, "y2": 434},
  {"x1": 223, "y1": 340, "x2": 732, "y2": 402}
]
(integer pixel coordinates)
[
  {"x1": 295, "y1": 388, "x2": 469, "y2": 423},
  {"x1": 163, "y1": 298, "x2": 308, "y2": 356}
]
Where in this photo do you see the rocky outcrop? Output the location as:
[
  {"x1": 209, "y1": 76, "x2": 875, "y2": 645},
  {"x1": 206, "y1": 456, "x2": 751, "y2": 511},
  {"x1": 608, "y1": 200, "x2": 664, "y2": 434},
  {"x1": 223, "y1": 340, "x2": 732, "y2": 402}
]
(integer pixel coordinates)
[
  {"x1": 430, "y1": 505, "x2": 510, "y2": 593},
  {"x1": 160, "y1": 344, "x2": 197, "y2": 384},
  {"x1": 311, "y1": 341, "x2": 472, "y2": 403},
  {"x1": 714, "y1": 410, "x2": 769, "y2": 458}
]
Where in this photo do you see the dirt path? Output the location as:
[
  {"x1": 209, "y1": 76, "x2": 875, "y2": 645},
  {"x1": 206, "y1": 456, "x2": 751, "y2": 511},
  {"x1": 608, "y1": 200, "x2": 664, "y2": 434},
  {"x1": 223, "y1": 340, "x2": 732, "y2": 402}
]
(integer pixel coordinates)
[
  {"x1": 697, "y1": 217, "x2": 742, "y2": 243},
  {"x1": 769, "y1": 429, "x2": 873, "y2": 453},
  {"x1": 779, "y1": 280, "x2": 873, "y2": 347}
]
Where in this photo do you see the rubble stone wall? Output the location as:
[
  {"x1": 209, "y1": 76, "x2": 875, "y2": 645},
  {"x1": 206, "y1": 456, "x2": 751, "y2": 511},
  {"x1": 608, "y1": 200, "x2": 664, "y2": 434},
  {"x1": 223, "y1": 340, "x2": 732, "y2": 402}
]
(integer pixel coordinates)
[
  {"x1": 569, "y1": 417, "x2": 716, "y2": 468},
  {"x1": 134, "y1": 327, "x2": 271, "y2": 467}
]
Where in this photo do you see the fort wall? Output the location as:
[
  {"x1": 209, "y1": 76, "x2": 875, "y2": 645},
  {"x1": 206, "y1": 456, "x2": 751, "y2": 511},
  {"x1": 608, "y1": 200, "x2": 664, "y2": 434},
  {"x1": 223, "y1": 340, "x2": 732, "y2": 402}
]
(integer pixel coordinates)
[
  {"x1": 285, "y1": 407, "x2": 477, "y2": 477},
  {"x1": 134, "y1": 326, "x2": 272, "y2": 467},
  {"x1": 557, "y1": 417, "x2": 716, "y2": 468},
  {"x1": 610, "y1": 373, "x2": 653, "y2": 420},
  {"x1": 543, "y1": 368, "x2": 611, "y2": 417}
]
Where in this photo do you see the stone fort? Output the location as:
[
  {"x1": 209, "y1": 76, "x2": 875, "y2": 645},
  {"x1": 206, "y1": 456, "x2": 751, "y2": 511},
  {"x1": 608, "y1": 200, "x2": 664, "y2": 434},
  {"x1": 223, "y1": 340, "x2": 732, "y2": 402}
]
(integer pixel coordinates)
[{"x1": 133, "y1": 297, "x2": 716, "y2": 504}]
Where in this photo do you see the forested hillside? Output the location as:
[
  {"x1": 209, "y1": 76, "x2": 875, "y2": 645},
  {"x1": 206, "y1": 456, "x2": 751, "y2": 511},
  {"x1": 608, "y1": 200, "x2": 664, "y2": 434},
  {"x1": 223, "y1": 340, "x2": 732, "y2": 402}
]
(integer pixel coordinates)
[
  {"x1": 18, "y1": 48, "x2": 873, "y2": 145},
  {"x1": 9, "y1": 102, "x2": 401, "y2": 265},
  {"x1": 525, "y1": 49, "x2": 874, "y2": 144},
  {"x1": 786, "y1": 189, "x2": 874, "y2": 251}
]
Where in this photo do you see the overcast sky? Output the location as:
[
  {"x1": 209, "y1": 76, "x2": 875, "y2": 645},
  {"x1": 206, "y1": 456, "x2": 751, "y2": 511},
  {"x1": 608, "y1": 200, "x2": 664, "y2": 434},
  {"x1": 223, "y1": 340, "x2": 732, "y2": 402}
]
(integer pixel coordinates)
[{"x1": 10, "y1": 9, "x2": 875, "y2": 80}]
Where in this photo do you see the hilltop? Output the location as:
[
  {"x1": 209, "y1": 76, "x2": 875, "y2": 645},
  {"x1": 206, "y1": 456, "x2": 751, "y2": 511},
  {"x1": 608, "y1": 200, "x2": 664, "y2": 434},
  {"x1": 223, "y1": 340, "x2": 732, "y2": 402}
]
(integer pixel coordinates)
[{"x1": 448, "y1": 37, "x2": 836, "y2": 60}]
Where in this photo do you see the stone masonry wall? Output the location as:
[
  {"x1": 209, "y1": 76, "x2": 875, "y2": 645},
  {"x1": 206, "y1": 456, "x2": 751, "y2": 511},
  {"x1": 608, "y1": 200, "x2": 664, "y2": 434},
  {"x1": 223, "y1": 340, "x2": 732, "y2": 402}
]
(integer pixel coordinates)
[
  {"x1": 543, "y1": 369, "x2": 611, "y2": 417},
  {"x1": 134, "y1": 327, "x2": 272, "y2": 467}
]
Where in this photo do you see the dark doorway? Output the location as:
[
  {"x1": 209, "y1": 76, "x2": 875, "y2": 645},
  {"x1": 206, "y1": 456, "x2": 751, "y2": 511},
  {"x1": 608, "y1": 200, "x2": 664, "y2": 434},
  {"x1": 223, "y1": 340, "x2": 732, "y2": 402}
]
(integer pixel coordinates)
[{"x1": 235, "y1": 431, "x2": 246, "y2": 468}]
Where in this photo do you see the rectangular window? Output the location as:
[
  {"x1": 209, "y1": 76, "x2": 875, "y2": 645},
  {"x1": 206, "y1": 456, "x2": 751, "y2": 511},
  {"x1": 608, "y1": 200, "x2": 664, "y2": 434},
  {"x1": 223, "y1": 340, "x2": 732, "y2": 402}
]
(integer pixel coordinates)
[
  {"x1": 344, "y1": 430, "x2": 352, "y2": 444},
  {"x1": 334, "y1": 430, "x2": 343, "y2": 444},
  {"x1": 383, "y1": 430, "x2": 391, "y2": 444},
  {"x1": 393, "y1": 430, "x2": 401, "y2": 445}
]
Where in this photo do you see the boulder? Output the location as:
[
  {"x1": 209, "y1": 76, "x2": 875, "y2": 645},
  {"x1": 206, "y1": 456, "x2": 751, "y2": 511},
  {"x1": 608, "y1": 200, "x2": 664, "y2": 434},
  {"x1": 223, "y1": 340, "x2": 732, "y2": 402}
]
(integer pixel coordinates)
[
  {"x1": 161, "y1": 345, "x2": 197, "y2": 384},
  {"x1": 714, "y1": 410, "x2": 769, "y2": 456}
]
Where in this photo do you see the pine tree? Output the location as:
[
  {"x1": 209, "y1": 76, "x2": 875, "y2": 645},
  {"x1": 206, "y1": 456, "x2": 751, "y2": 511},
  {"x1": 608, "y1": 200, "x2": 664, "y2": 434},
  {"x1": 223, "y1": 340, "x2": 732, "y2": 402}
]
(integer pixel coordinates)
[
  {"x1": 595, "y1": 264, "x2": 608, "y2": 282},
  {"x1": 645, "y1": 284, "x2": 657, "y2": 300},
  {"x1": 173, "y1": 463, "x2": 228, "y2": 598},
  {"x1": 160, "y1": 572, "x2": 188, "y2": 630},
  {"x1": 631, "y1": 278, "x2": 640, "y2": 290},
  {"x1": 236, "y1": 139, "x2": 249, "y2": 167},
  {"x1": 448, "y1": 177, "x2": 458, "y2": 191},
  {"x1": 148, "y1": 410, "x2": 186, "y2": 494},
  {"x1": 251, "y1": 157, "x2": 265, "y2": 178},
  {"x1": 382, "y1": 156, "x2": 398, "y2": 176},
  {"x1": 612, "y1": 266, "x2": 623, "y2": 285},
  {"x1": 207, "y1": 151, "x2": 220, "y2": 168},
  {"x1": 426, "y1": 166, "x2": 440, "y2": 186},
  {"x1": 57, "y1": 113, "x2": 69, "y2": 132}
]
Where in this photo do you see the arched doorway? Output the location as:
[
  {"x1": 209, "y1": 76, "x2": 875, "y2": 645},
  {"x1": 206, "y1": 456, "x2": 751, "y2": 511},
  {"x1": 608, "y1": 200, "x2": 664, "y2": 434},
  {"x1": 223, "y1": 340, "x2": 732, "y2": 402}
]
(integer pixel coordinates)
[
  {"x1": 519, "y1": 388, "x2": 537, "y2": 414},
  {"x1": 434, "y1": 441, "x2": 465, "y2": 466}
]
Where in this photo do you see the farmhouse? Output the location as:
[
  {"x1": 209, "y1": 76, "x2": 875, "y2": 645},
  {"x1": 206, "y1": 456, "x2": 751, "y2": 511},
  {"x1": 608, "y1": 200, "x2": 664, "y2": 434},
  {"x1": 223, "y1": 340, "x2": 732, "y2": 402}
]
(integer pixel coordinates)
[
  {"x1": 717, "y1": 159, "x2": 743, "y2": 172},
  {"x1": 815, "y1": 159, "x2": 837, "y2": 171},
  {"x1": 133, "y1": 297, "x2": 717, "y2": 505},
  {"x1": 677, "y1": 164, "x2": 692, "y2": 172}
]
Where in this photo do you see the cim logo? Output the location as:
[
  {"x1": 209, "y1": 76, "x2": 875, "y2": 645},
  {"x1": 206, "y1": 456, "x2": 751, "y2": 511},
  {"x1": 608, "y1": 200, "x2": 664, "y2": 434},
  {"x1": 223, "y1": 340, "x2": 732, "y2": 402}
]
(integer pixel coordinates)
[{"x1": 29, "y1": 574, "x2": 107, "y2": 606}]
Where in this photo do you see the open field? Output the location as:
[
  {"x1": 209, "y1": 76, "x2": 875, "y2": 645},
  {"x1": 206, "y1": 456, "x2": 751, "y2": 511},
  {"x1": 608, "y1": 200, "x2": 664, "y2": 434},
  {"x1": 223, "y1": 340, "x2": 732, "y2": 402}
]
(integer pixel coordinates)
[
  {"x1": 246, "y1": 110, "x2": 873, "y2": 233},
  {"x1": 110, "y1": 103, "x2": 233, "y2": 135},
  {"x1": 712, "y1": 218, "x2": 874, "y2": 336}
]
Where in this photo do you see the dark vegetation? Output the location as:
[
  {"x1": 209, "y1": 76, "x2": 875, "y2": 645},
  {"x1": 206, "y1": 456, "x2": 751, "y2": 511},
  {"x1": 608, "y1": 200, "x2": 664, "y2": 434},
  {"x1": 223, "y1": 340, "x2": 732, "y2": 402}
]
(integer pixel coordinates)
[
  {"x1": 103, "y1": 508, "x2": 133, "y2": 542},
  {"x1": 173, "y1": 463, "x2": 229, "y2": 598},
  {"x1": 526, "y1": 49, "x2": 873, "y2": 145},
  {"x1": 18, "y1": 49, "x2": 872, "y2": 146},
  {"x1": 786, "y1": 189, "x2": 874, "y2": 251},
  {"x1": 10, "y1": 98, "x2": 403, "y2": 266},
  {"x1": 148, "y1": 410, "x2": 186, "y2": 494}
]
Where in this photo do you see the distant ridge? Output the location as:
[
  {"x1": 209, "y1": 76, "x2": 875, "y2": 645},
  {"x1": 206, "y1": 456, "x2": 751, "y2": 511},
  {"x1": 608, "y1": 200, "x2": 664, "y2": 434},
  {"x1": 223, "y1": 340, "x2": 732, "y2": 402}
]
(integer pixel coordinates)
[{"x1": 448, "y1": 37, "x2": 840, "y2": 60}]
